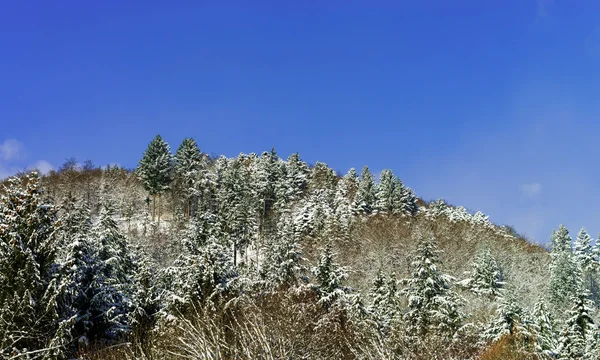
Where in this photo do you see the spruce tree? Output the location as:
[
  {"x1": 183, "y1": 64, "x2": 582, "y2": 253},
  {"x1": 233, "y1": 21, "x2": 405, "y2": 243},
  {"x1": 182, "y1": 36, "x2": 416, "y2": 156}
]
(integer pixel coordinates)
[
  {"x1": 459, "y1": 247, "x2": 504, "y2": 297},
  {"x1": 557, "y1": 291, "x2": 596, "y2": 359},
  {"x1": 482, "y1": 292, "x2": 530, "y2": 342},
  {"x1": 375, "y1": 169, "x2": 395, "y2": 213},
  {"x1": 368, "y1": 270, "x2": 400, "y2": 332},
  {"x1": 574, "y1": 229, "x2": 599, "y2": 304},
  {"x1": 531, "y1": 299, "x2": 559, "y2": 357},
  {"x1": 217, "y1": 155, "x2": 255, "y2": 265},
  {"x1": 402, "y1": 234, "x2": 462, "y2": 338},
  {"x1": 260, "y1": 214, "x2": 306, "y2": 289},
  {"x1": 174, "y1": 137, "x2": 204, "y2": 219},
  {"x1": 354, "y1": 166, "x2": 377, "y2": 214},
  {"x1": 549, "y1": 225, "x2": 581, "y2": 312},
  {"x1": 284, "y1": 153, "x2": 310, "y2": 202},
  {"x1": 0, "y1": 174, "x2": 62, "y2": 356},
  {"x1": 136, "y1": 134, "x2": 173, "y2": 224},
  {"x1": 311, "y1": 244, "x2": 351, "y2": 309}
]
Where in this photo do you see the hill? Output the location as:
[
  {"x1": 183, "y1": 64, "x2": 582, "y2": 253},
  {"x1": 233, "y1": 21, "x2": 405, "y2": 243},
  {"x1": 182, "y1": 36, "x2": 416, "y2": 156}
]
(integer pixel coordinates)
[{"x1": 0, "y1": 135, "x2": 596, "y2": 359}]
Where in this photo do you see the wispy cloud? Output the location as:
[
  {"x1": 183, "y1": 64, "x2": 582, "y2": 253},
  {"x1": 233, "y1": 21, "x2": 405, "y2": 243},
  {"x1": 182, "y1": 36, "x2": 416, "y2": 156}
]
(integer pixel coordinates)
[
  {"x1": 0, "y1": 139, "x2": 54, "y2": 179},
  {"x1": 0, "y1": 139, "x2": 26, "y2": 162},
  {"x1": 520, "y1": 182, "x2": 542, "y2": 197},
  {"x1": 30, "y1": 160, "x2": 54, "y2": 175}
]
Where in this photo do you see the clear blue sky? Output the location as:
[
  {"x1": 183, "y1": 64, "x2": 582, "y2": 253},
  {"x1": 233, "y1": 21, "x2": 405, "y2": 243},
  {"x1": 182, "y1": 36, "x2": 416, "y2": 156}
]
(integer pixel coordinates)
[{"x1": 2, "y1": 1, "x2": 600, "y2": 244}]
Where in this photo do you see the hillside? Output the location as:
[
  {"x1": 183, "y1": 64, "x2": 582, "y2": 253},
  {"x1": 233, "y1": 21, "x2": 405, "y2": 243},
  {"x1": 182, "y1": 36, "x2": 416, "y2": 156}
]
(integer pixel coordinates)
[{"x1": 0, "y1": 135, "x2": 597, "y2": 359}]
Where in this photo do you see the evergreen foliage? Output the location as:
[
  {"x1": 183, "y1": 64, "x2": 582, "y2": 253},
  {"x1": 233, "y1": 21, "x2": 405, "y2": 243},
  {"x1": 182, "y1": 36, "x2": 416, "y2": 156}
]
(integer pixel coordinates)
[
  {"x1": 402, "y1": 234, "x2": 462, "y2": 338},
  {"x1": 459, "y1": 247, "x2": 504, "y2": 297},
  {"x1": 549, "y1": 225, "x2": 581, "y2": 312},
  {"x1": 0, "y1": 174, "x2": 61, "y2": 357}
]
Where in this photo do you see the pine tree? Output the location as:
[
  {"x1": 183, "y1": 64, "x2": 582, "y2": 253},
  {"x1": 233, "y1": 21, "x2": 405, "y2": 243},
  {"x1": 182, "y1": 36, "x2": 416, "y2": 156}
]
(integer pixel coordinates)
[
  {"x1": 311, "y1": 244, "x2": 351, "y2": 309},
  {"x1": 482, "y1": 292, "x2": 530, "y2": 342},
  {"x1": 574, "y1": 229, "x2": 600, "y2": 304},
  {"x1": 161, "y1": 235, "x2": 238, "y2": 311},
  {"x1": 217, "y1": 154, "x2": 256, "y2": 266},
  {"x1": 260, "y1": 214, "x2": 306, "y2": 289},
  {"x1": 402, "y1": 234, "x2": 462, "y2": 338},
  {"x1": 136, "y1": 134, "x2": 173, "y2": 224},
  {"x1": 531, "y1": 299, "x2": 559, "y2": 357},
  {"x1": 54, "y1": 201, "x2": 134, "y2": 352},
  {"x1": 548, "y1": 225, "x2": 581, "y2": 312},
  {"x1": 398, "y1": 183, "x2": 419, "y2": 216},
  {"x1": 575, "y1": 229, "x2": 595, "y2": 272},
  {"x1": 284, "y1": 152, "x2": 310, "y2": 203},
  {"x1": 375, "y1": 169, "x2": 395, "y2": 213},
  {"x1": 368, "y1": 270, "x2": 400, "y2": 333},
  {"x1": 174, "y1": 137, "x2": 205, "y2": 219},
  {"x1": 56, "y1": 230, "x2": 128, "y2": 350},
  {"x1": 459, "y1": 247, "x2": 504, "y2": 297},
  {"x1": 354, "y1": 166, "x2": 377, "y2": 214},
  {"x1": 557, "y1": 290, "x2": 596, "y2": 359},
  {"x1": 0, "y1": 174, "x2": 62, "y2": 356}
]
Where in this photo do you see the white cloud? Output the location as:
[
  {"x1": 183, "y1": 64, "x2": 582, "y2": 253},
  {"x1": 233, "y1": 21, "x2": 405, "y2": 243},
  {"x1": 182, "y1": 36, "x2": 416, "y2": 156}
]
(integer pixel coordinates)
[
  {"x1": 0, "y1": 139, "x2": 26, "y2": 162},
  {"x1": 30, "y1": 160, "x2": 54, "y2": 175},
  {"x1": 520, "y1": 182, "x2": 542, "y2": 197}
]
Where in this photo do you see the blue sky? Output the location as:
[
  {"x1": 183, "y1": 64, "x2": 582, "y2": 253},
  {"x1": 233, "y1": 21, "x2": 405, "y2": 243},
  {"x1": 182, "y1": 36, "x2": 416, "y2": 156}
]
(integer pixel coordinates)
[{"x1": 2, "y1": 1, "x2": 600, "y2": 244}]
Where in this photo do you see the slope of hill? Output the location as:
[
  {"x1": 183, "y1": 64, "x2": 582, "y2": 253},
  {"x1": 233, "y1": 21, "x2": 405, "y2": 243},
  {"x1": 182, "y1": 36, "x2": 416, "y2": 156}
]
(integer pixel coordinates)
[{"x1": 0, "y1": 136, "x2": 596, "y2": 359}]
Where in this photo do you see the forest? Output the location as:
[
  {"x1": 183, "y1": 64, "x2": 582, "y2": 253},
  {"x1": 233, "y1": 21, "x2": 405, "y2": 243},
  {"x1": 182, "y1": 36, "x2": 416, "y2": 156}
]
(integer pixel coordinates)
[{"x1": 1, "y1": 134, "x2": 599, "y2": 359}]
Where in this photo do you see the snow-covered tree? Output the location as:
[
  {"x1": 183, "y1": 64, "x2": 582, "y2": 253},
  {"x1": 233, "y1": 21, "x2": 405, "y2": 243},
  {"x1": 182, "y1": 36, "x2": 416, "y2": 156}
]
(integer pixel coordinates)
[
  {"x1": 574, "y1": 229, "x2": 600, "y2": 304},
  {"x1": 55, "y1": 231, "x2": 129, "y2": 351},
  {"x1": 375, "y1": 169, "x2": 395, "y2": 213},
  {"x1": 354, "y1": 166, "x2": 377, "y2": 215},
  {"x1": 311, "y1": 244, "x2": 351, "y2": 309},
  {"x1": 549, "y1": 225, "x2": 581, "y2": 312},
  {"x1": 482, "y1": 292, "x2": 530, "y2": 342},
  {"x1": 398, "y1": 181, "x2": 419, "y2": 216},
  {"x1": 0, "y1": 174, "x2": 62, "y2": 356},
  {"x1": 557, "y1": 290, "x2": 596, "y2": 359},
  {"x1": 531, "y1": 299, "x2": 559, "y2": 357},
  {"x1": 402, "y1": 234, "x2": 462, "y2": 337},
  {"x1": 459, "y1": 247, "x2": 504, "y2": 297},
  {"x1": 575, "y1": 229, "x2": 596, "y2": 272},
  {"x1": 217, "y1": 155, "x2": 256, "y2": 265},
  {"x1": 174, "y1": 137, "x2": 205, "y2": 219},
  {"x1": 284, "y1": 152, "x2": 309, "y2": 202},
  {"x1": 161, "y1": 235, "x2": 238, "y2": 312},
  {"x1": 136, "y1": 134, "x2": 173, "y2": 223},
  {"x1": 260, "y1": 214, "x2": 306, "y2": 289},
  {"x1": 368, "y1": 270, "x2": 400, "y2": 332}
]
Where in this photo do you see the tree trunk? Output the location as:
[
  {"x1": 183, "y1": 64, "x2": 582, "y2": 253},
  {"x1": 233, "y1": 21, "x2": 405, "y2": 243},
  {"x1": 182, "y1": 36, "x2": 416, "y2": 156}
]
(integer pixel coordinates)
[
  {"x1": 152, "y1": 194, "x2": 156, "y2": 221},
  {"x1": 158, "y1": 194, "x2": 162, "y2": 228},
  {"x1": 233, "y1": 243, "x2": 237, "y2": 267}
]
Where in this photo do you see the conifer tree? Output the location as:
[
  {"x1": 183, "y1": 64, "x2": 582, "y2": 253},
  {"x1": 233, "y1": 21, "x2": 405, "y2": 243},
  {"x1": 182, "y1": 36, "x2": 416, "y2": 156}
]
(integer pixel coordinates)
[
  {"x1": 0, "y1": 174, "x2": 62, "y2": 356},
  {"x1": 284, "y1": 153, "x2": 310, "y2": 202},
  {"x1": 574, "y1": 229, "x2": 599, "y2": 303},
  {"x1": 531, "y1": 299, "x2": 559, "y2": 357},
  {"x1": 260, "y1": 214, "x2": 306, "y2": 289},
  {"x1": 459, "y1": 247, "x2": 504, "y2": 297},
  {"x1": 311, "y1": 244, "x2": 351, "y2": 309},
  {"x1": 399, "y1": 183, "x2": 419, "y2": 215},
  {"x1": 174, "y1": 137, "x2": 204, "y2": 219},
  {"x1": 375, "y1": 169, "x2": 395, "y2": 213},
  {"x1": 217, "y1": 155, "x2": 255, "y2": 265},
  {"x1": 549, "y1": 225, "x2": 581, "y2": 312},
  {"x1": 354, "y1": 166, "x2": 377, "y2": 214},
  {"x1": 402, "y1": 234, "x2": 462, "y2": 338},
  {"x1": 557, "y1": 291, "x2": 596, "y2": 359},
  {"x1": 161, "y1": 234, "x2": 238, "y2": 311},
  {"x1": 368, "y1": 270, "x2": 400, "y2": 332},
  {"x1": 136, "y1": 134, "x2": 173, "y2": 224},
  {"x1": 482, "y1": 292, "x2": 530, "y2": 342}
]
